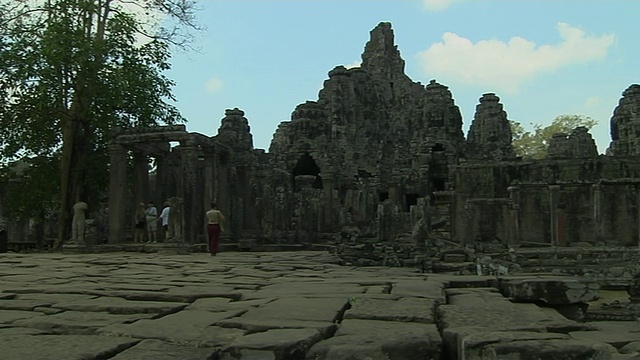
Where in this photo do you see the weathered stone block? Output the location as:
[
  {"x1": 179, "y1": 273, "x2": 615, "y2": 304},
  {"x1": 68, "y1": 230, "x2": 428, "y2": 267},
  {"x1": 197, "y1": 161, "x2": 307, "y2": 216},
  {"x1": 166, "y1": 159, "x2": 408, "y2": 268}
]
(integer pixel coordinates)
[
  {"x1": 305, "y1": 319, "x2": 441, "y2": 360},
  {"x1": 499, "y1": 278, "x2": 600, "y2": 304}
]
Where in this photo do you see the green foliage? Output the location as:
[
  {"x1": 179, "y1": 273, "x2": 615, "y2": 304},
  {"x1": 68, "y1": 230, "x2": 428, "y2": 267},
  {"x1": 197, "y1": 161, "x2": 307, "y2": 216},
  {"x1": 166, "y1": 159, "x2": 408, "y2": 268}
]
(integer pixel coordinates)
[
  {"x1": 0, "y1": 0, "x2": 197, "y2": 221},
  {"x1": 511, "y1": 114, "x2": 598, "y2": 159},
  {"x1": 0, "y1": 156, "x2": 60, "y2": 220}
]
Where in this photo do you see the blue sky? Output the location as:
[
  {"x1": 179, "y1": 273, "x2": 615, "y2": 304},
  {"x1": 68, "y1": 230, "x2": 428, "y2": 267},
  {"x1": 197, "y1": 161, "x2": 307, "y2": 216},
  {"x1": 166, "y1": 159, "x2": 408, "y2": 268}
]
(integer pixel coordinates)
[{"x1": 165, "y1": 0, "x2": 639, "y2": 153}]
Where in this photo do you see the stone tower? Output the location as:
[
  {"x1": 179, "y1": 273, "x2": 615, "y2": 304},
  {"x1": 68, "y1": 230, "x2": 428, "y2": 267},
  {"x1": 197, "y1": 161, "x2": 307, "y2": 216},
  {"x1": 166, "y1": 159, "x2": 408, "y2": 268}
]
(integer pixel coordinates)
[
  {"x1": 466, "y1": 93, "x2": 516, "y2": 160},
  {"x1": 547, "y1": 126, "x2": 598, "y2": 159},
  {"x1": 361, "y1": 22, "x2": 406, "y2": 80},
  {"x1": 216, "y1": 108, "x2": 254, "y2": 151},
  {"x1": 608, "y1": 84, "x2": 640, "y2": 156}
]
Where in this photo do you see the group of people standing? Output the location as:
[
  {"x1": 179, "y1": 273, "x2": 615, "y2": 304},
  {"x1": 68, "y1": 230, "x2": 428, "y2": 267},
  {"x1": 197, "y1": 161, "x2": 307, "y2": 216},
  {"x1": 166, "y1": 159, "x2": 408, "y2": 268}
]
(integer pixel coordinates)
[
  {"x1": 133, "y1": 201, "x2": 171, "y2": 243},
  {"x1": 133, "y1": 200, "x2": 225, "y2": 256}
]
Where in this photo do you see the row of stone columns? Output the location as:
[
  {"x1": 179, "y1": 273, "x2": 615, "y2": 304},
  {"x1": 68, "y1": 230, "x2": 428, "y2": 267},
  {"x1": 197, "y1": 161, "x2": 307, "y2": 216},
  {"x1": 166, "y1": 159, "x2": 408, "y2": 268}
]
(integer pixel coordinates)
[
  {"x1": 107, "y1": 141, "x2": 227, "y2": 244},
  {"x1": 507, "y1": 183, "x2": 640, "y2": 247}
]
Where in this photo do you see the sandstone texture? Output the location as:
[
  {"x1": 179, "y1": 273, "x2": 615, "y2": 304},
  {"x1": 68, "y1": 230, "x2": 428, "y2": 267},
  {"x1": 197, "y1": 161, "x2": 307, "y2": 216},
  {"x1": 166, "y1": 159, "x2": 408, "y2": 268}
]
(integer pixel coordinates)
[{"x1": 0, "y1": 250, "x2": 633, "y2": 359}]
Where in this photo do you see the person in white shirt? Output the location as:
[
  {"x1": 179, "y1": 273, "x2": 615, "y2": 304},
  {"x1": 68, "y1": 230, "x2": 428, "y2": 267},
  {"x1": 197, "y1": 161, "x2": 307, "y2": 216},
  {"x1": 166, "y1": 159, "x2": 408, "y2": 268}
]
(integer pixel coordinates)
[{"x1": 159, "y1": 202, "x2": 171, "y2": 241}]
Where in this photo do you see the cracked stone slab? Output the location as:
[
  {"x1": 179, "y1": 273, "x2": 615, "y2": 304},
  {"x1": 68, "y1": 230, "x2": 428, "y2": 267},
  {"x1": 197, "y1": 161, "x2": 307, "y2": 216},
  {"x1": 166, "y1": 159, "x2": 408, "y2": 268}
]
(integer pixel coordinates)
[
  {"x1": 98, "y1": 310, "x2": 246, "y2": 346},
  {"x1": 499, "y1": 278, "x2": 600, "y2": 304},
  {"x1": 570, "y1": 321, "x2": 640, "y2": 349},
  {"x1": 52, "y1": 296, "x2": 188, "y2": 314},
  {"x1": 221, "y1": 328, "x2": 323, "y2": 360},
  {"x1": 240, "y1": 297, "x2": 349, "y2": 323},
  {"x1": 0, "y1": 309, "x2": 44, "y2": 324},
  {"x1": 16, "y1": 293, "x2": 98, "y2": 303},
  {"x1": 620, "y1": 341, "x2": 640, "y2": 354},
  {"x1": 217, "y1": 317, "x2": 337, "y2": 337},
  {"x1": 83, "y1": 289, "x2": 242, "y2": 303},
  {"x1": 476, "y1": 339, "x2": 618, "y2": 359},
  {"x1": 305, "y1": 319, "x2": 442, "y2": 360},
  {"x1": 344, "y1": 297, "x2": 437, "y2": 323},
  {"x1": 109, "y1": 339, "x2": 217, "y2": 360},
  {"x1": 0, "y1": 334, "x2": 140, "y2": 360},
  {"x1": 0, "y1": 299, "x2": 55, "y2": 311},
  {"x1": 439, "y1": 288, "x2": 596, "y2": 359},
  {"x1": 390, "y1": 280, "x2": 446, "y2": 302},
  {"x1": 186, "y1": 297, "x2": 276, "y2": 312},
  {"x1": 252, "y1": 282, "x2": 366, "y2": 297},
  {"x1": 0, "y1": 326, "x2": 50, "y2": 335},
  {"x1": 13, "y1": 310, "x2": 155, "y2": 335},
  {"x1": 458, "y1": 331, "x2": 569, "y2": 359}
]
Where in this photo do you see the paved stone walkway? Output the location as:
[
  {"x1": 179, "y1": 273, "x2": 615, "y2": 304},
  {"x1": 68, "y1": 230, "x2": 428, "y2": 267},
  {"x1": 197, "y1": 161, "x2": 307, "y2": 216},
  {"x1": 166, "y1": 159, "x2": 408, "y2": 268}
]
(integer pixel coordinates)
[{"x1": 1, "y1": 251, "x2": 639, "y2": 359}]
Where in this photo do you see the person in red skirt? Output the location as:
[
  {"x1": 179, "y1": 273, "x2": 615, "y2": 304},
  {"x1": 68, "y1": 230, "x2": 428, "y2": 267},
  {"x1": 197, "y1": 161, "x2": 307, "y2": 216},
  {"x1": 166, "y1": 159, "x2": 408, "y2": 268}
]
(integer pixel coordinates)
[{"x1": 205, "y1": 203, "x2": 225, "y2": 256}]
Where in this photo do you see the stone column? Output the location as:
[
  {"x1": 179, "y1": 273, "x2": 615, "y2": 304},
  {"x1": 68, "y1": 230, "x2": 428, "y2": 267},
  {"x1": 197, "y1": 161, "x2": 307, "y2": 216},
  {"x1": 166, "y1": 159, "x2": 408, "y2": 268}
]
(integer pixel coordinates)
[
  {"x1": 108, "y1": 144, "x2": 128, "y2": 244},
  {"x1": 592, "y1": 184, "x2": 603, "y2": 244},
  {"x1": 549, "y1": 185, "x2": 560, "y2": 246},
  {"x1": 507, "y1": 186, "x2": 520, "y2": 248},
  {"x1": 203, "y1": 150, "x2": 215, "y2": 211},
  {"x1": 217, "y1": 154, "x2": 231, "y2": 241},
  {"x1": 132, "y1": 150, "x2": 149, "y2": 205},
  {"x1": 154, "y1": 143, "x2": 171, "y2": 207},
  {"x1": 320, "y1": 170, "x2": 335, "y2": 231},
  {"x1": 179, "y1": 141, "x2": 199, "y2": 244}
]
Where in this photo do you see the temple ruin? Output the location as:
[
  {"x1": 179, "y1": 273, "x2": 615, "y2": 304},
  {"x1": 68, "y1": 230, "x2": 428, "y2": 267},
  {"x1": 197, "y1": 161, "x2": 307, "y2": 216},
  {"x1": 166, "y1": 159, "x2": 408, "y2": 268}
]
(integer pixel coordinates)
[
  {"x1": 2, "y1": 23, "x2": 640, "y2": 270},
  {"x1": 97, "y1": 23, "x2": 640, "y2": 260}
]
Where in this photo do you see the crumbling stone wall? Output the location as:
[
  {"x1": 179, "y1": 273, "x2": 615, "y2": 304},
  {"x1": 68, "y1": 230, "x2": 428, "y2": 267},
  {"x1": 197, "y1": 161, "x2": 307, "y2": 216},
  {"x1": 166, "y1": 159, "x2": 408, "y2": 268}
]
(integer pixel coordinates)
[{"x1": 452, "y1": 158, "x2": 640, "y2": 248}]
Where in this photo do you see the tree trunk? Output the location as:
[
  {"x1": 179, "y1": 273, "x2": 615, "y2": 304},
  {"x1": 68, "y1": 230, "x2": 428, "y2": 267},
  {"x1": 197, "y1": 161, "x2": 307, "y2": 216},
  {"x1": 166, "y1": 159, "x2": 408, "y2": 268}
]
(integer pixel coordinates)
[
  {"x1": 55, "y1": 116, "x2": 91, "y2": 249},
  {"x1": 54, "y1": 118, "x2": 78, "y2": 249}
]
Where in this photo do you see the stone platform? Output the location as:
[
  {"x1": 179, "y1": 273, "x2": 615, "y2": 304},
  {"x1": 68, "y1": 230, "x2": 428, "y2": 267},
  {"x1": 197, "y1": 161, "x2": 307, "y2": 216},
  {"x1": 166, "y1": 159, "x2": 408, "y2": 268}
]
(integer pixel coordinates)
[{"x1": 1, "y1": 251, "x2": 639, "y2": 359}]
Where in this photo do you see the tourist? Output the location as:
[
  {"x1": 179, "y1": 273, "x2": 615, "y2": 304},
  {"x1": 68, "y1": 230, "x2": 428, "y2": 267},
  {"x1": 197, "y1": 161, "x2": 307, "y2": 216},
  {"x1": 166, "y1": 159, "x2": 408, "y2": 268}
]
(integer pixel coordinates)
[
  {"x1": 159, "y1": 201, "x2": 171, "y2": 241},
  {"x1": 205, "y1": 203, "x2": 225, "y2": 256},
  {"x1": 71, "y1": 201, "x2": 88, "y2": 243},
  {"x1": 145, "y1": 201, "x2": 158, "y2": 243},
  {"x1": 134, "y1": 202, "x2": 146, "y2": 243}
]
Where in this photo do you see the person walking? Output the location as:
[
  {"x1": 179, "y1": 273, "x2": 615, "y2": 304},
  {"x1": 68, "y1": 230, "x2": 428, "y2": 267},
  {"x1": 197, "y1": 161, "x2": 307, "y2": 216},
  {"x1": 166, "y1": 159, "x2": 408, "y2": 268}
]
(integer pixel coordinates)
[{"x1": 205, "y1": 203, "x2": 225, "y2": 256}]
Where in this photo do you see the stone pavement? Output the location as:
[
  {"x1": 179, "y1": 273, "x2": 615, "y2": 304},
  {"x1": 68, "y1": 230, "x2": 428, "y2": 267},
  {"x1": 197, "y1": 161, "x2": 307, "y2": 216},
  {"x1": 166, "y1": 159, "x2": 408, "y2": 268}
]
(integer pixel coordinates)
[{"x1": 1, "y1": 251, "x2": 639, "y2": 360}]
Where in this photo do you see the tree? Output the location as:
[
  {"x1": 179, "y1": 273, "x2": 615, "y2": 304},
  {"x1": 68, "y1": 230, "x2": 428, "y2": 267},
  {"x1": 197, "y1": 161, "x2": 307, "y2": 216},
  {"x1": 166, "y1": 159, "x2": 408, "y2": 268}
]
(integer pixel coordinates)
[
  {"x1": 511, "y1": 114, "x2": 598, "y2": 159},
  {"x1": 0, "y1": 0, "x2": 198, "y2": 247}
]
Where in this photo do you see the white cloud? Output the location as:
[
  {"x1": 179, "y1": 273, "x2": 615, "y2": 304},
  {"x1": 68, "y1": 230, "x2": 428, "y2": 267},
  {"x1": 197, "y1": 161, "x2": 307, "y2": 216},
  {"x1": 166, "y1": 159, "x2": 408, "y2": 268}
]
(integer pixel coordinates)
[
  {"x1": 345, "y1": 60, "x2": 362, "y2": 69},
  {"x1": 205, "y1": 77, "x2": 223, "y2": 92},
  {"x1": 584, "y1": 96, "x2": 601, "y2": 108},
  {"x1": 422, "y1": 0, "x2": 454, "y2": 12},
  {"x1": 417, "y1": 23, "x2": 615, "y2": 94}
]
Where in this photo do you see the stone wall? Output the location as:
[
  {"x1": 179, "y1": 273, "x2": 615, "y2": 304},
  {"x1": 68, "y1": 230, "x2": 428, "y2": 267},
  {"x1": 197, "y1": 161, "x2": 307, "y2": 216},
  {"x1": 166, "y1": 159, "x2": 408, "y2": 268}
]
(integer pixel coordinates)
[{"x1": 452, "y1": 158, "x2": 640, "y2": 248}]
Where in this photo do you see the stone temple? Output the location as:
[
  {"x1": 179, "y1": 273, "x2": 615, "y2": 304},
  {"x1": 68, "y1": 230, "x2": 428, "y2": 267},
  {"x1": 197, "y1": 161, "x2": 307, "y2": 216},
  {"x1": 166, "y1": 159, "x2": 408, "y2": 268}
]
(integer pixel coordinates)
[
  {"x1": 3, "y1": 22, "x2": 640, "y2": 267},
  {"x1": 3, "y1": 21, "x2": 640, "y2": 360},
  {"x1": 103, "y1": 22, "x2": 640, "y2": 261}
]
